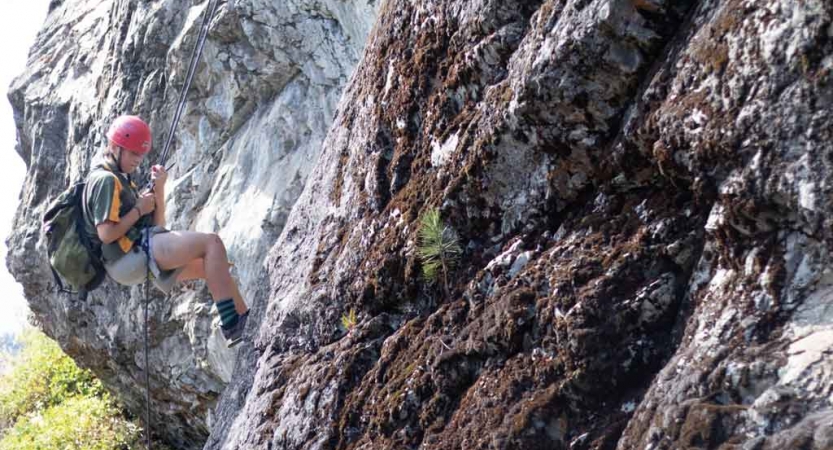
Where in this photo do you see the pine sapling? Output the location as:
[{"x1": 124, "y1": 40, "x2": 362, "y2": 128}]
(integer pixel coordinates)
[{"x1": 417, "y1": 208, "x2": 461, "y2": 296}]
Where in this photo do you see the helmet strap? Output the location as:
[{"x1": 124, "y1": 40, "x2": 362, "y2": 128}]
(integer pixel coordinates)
[{"x1": 115, "y1": 147, "x2": 124, "y2": 173}]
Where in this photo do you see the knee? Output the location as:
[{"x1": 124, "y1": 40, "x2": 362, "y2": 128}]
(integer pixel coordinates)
[{"x1": 204, "y1": 233, "x2": 226, "y2": 252}]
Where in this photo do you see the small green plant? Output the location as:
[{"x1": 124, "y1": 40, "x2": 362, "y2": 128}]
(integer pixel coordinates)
[
  {"x1": 417, "y1": 208, "x2": 461, "y2": 295},
  {"x1": 341, "y1": 308, "x2": 357, "y2": 332}
]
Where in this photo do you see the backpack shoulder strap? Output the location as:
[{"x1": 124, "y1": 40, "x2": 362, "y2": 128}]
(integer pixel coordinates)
[{"x1": 50, "y1": 266, "x2": 66, "y2": 293}]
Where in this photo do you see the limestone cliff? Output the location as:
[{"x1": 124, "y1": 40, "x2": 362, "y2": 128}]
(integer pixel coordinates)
[
  {"x1": 8, "y1": 0, "x2": 833, "y2": 449},
  {"x1": 7, "y1": 0, "x2": 377, "y2": 447}
]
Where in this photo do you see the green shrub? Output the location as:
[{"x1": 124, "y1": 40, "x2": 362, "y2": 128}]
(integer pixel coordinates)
[
  {"x1": 0, "y1": 329, "x2": 102, "y2": 428},
  {"x1": 0, "y1": 395, "x2": 140, "y2": 450},
  {"x1": 0, "y1": 328, "x2": 142, "y2": 449},
  {"x1": 417, "y1": 208, "x2": 461, "y2": 295}
]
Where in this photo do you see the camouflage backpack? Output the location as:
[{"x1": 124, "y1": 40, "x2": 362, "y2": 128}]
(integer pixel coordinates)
[{"x1": 42, "y1": 181, "x2": 106, "y2": 299}]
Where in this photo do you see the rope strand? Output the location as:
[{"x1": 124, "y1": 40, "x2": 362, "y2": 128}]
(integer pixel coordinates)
[
  {"x1": 144, "y1": 229, "x2": 152, "y2": 450},
  {"x1": 158, "y1": 0, "x2": 221, "y2": 168},
  {"x1": 142, "y1": 2, "x2": 220, "y2": 448}
]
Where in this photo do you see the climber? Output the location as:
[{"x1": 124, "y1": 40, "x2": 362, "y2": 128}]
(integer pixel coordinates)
[{"x1": 82, "y1": 115, "x2": 250, "y2": 347}]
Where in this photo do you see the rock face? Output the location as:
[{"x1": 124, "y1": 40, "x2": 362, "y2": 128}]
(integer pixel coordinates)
[
  {"x1": 6, "y1": 0, "x2": 377, "y2": 447},
  {"x1": 8, "y1": 0, "x2": 833, "y2": 449}
]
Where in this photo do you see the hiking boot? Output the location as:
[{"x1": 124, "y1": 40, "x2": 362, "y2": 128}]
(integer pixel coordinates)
[{"x1": 221, "y1": 310, "x2": 249, "y2": 348}]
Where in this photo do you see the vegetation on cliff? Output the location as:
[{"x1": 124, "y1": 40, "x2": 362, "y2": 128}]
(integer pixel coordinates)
[{"x1": 0, "y1": 329, "x2": 142, "y2": 449}]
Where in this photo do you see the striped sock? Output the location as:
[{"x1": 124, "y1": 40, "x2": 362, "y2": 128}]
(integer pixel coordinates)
[{"x1": 215, "y1": 299, "x2": 239, "y2": 329}]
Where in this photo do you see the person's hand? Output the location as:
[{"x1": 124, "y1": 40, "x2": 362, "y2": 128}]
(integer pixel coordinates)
[
  {"x1": 151, "y1": 165, "x2": 168, "y2": 190},
  {"x1": 136, "y1": 192, "x2": 156, "y2": 215}
]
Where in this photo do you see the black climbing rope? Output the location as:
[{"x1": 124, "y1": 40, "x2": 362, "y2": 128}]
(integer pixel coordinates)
[
  {"x1": 141, "y1": 1, "x2": 221, "y2": 448},
  {"x1": 158, "y1": 0, "x2": 221, "y2": 169},
  {"x1": 143, "y1": 232, "x2": 153, "y2": 450}
]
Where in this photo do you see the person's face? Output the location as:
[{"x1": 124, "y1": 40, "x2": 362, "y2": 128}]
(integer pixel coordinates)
[{"x1": 117, "y1": 147, "x2": 145, "y2": 173}]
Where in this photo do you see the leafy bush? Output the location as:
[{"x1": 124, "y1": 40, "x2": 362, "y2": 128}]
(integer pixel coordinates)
[
  {"x1": 0, "y1": 395, "x2": 140, "y2": 450},
  {"x1": 417, "y1": 208, "x2": 461, "y2": 294},
  {"x1": 0, "y1": 329, "x2": 102, "y2": 428},
  {"x1": 0, "y1": 328, "x2": 142, "y2": 449}
]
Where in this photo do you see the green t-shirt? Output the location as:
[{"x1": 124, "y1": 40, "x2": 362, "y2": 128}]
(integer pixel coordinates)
[{"x1": 82, "y1": 159, "x2": 151, "y2": 263}]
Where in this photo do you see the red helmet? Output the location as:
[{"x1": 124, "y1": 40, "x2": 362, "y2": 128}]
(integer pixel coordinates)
[{"x1": 106, "y1": 115, "x2": 152, "y2": 155}]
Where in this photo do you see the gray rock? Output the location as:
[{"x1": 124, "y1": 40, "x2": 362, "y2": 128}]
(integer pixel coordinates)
[
  {"x1": 6, "y1": 0, "x2": 377, "y2": 447},
  {"x1": 7, "y1": 0, "x2": 833, "y2": 448}
]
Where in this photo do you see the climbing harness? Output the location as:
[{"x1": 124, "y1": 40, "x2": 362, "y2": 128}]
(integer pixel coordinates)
[{"x1": 141, "y1": 0, "x2": 220, "y2": 448}]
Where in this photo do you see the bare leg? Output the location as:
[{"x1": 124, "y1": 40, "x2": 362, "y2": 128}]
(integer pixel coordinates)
[
  {"x1": 152, "y1": 231, "x2": 249, "y2": 314},
  {"x1": 177, "y1": 258, "x2": 205, "y2": 282}
]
